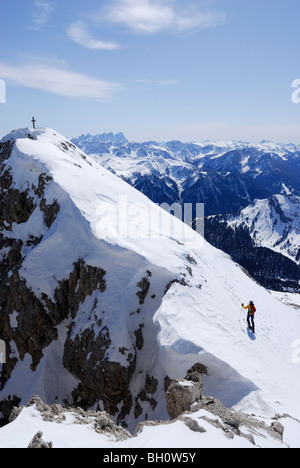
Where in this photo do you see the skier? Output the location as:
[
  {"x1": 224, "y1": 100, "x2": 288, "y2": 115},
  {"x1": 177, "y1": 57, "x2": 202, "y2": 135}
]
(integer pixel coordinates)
[{"x1": 242, "y1": 301, "x2": 256, "y2": 332}]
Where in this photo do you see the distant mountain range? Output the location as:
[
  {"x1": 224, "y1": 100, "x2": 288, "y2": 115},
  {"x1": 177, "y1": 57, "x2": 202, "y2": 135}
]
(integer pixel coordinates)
[
  {"x1": 71, "y1": 133, "x2": 300, "y2": 292},
  {"x1": 71, "y1": 133, "x2": 300, "y2": 216}
]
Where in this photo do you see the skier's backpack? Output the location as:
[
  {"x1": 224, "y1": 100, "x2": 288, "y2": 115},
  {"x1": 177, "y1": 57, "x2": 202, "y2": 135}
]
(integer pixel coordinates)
[{"x1": 250, "y1": 304, "x2": 256, "y2": 315}]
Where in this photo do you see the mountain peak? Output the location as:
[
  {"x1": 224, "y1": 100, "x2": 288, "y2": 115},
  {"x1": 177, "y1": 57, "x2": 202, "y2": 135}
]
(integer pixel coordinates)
[{"x1": 72, "y1": 131, "x2": 128, "y2": 147}]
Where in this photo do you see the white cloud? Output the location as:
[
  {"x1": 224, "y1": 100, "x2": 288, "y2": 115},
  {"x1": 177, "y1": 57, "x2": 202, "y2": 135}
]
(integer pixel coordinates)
[
  {"x1": 0, "y1": 61, "x2": 122, "y2": 100},
  {"x1": 105, "y1": 0, "x2": 174, "y2": 34},
  {"x1": 67, "y1": 21, "x2": 120, "y2": 50},
  {"x1": 104, "y1": 0, "x2": 226, "y2": 34},
  {"x1": 31, "y1": 0, "x2": 55, "y2": 29},
  {"x1": 175, "y1": 6, "x2": 226, "y2": 32}
]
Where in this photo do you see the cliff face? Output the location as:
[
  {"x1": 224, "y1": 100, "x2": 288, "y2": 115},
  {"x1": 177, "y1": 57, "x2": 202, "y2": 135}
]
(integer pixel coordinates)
[{"x1": 0, "y1": 138, "x2": 60, "y2": 382}]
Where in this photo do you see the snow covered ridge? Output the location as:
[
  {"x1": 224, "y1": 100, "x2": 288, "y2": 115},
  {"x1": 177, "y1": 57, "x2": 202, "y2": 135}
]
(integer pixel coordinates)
[
  {"x1": 1, "y1": 127, "x2": 300, "y2": 448},
  {"x1": 2, "y1": 394, "x2": 300, "y2": 448}
]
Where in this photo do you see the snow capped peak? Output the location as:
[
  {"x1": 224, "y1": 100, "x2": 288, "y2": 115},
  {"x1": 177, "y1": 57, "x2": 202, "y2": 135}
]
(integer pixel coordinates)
[
  {"x1": 71, "y1": 131, "x2": 128, "y2": 149},
  {"x1": 225, "y1": 193, "x2": 300, "y2": 264},
  {"x1": 1, "y1": 126, "x2": 64, "y2": 144}
]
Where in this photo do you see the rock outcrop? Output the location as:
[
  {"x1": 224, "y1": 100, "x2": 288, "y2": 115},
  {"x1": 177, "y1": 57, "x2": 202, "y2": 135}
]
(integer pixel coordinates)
[
  {"x1": 166, "y1": 364, "x2": 205, "y2": 419},
  {"x1": 9, "y1": 393, "x2": 289, "y2": 448},
  {"x1": 12, "y1": 395, "x2": 131, "y2": 448},
  {"x1": 27, "y1": 431, "x2": 53, "y2": 449},
  {"x1": 164, "y1": 368, "x2": 286, "y2": 446}
]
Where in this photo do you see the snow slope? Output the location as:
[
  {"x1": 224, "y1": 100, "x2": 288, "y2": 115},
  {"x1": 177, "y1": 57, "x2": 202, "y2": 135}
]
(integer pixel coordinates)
[{"x1": 1, "y1": 128, "x2": 300, "y2": 447}]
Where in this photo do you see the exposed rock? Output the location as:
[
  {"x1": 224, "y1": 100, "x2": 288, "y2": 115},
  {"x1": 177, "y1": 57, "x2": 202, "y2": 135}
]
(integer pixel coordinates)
[
  {"x1": 271, "y1": 421, "x2": 285, "y2": 441},
  {"x1": 186, "y1": 395, "x2": 288, "y2": 445},
  {"x1": 27, "y1": 431, "x2": 53, "y2": 449},
  {"x1": 7, "y1": 393, "x2": 291, "y2": 447},
  {"x1": 134, "y1": 324, "x2": 144, "y2": 350},
  {"x1": 14, "y1": 395, "x2": 131, "y2": 443},
  {"x1": 134, "y1": 414, "x2": 207, "y2": 437},
  {"x1": 166, "y1": 378, "x2": 203, "y2": 420},
  {"x1": 0, "y1": 396, "x2": 21, "y2": 427},
  {"x1": 136, "y1": 272, "x2": 151, "y2": 305},
  {"x1": 47, "y1": 258, "x2": 107, "y2": 321},
  {"x1": 183, "y1": 417, "x2": 206, "y2": 433},
  {"x1": 164, "y1": 276, "x2": 189, "y2": 295},
  {"x1": 0, "y1": 139, "x2": 14, "y2": 164},
  {"x1": 165, "y1": 363, "x2": 206, "y2": 420},
  {"x1": 163, "y1": 363, "x2": 289, "y2": 446},
  {"x1": 186, "y1": 363, "x2": 208, "y2": 377},
  {"x1": 134, "y1": 374, "x2": 158, "y2": 419},
  {"x1": 0, "y1": 257, "x2": 107, "y2": 385}
]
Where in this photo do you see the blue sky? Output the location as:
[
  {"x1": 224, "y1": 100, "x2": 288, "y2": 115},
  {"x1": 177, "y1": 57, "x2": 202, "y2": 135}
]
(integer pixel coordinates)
[{"x1": 1, "y1": 0, "x2": 300, "y2": 142}]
